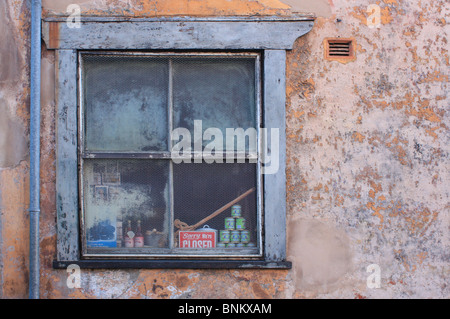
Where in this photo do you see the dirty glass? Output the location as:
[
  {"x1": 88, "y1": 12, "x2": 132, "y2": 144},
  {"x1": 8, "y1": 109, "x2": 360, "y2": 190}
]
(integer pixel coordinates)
[
  {"x1": 83, "y1": 55, "x2": 169, "y2": 152},
  {"x1": 80, "y1": 53, "x2": 260, "y2": 257},
  {"x1": 173, "y1": 58, "x2": 257, "y2": 152},
  {"x1": 83, "y1": 159, "x2": 170, "y2": 253}
]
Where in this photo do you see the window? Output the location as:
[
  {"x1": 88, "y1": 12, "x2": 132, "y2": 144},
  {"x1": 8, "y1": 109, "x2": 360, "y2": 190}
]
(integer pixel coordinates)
[
  {"x1": 47, "y1": 16, "x2": 315, "y2": 268},
  {"x1": 79, "y1": 52, "x2": 262, "y2": 258}
]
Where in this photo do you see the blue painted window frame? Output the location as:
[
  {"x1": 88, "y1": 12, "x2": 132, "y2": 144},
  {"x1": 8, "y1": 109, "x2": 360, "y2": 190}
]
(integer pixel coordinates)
[{"x1": 47, "y1": 16, "x2": 314, "y2": 269}]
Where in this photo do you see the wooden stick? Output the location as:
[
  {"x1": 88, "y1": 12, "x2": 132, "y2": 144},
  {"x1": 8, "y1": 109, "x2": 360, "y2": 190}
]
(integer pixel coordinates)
[
  {"x1": 191, "y1": 187, "x2": 256, "y2": 230},
  {"x1": 174, "y1": 187, "x2": 256, "y2": 233}
]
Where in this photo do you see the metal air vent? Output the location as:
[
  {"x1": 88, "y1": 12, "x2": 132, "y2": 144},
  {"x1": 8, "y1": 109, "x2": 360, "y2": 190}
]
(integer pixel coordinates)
[{"x1": 324, "y1": 38, "x2": 356, "y2": 62}]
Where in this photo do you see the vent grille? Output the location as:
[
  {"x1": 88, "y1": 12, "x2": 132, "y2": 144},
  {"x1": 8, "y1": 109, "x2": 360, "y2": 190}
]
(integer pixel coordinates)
[
  {"x1": 324, "y1": 38, "x2": 356, "y2": 62},
  {"x1": 328, "y1": 41, "x2": 352, "y2": 57}
]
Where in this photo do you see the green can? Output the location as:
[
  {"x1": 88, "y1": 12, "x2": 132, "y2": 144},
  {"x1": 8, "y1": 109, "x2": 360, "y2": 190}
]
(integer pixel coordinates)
[
  {"x1": 240, "y1": 230, "x2": 250, "y2": 243},
  {"x1": 219, "y1": 230, "x2": 230, "y2": 243},
  {"x1": 231, "y1": 230, "x2": 240, "y2": 243},
  {"x1": 226, "y1": 243, "x2": 236, "y2": 248},
  {"x1": 231, "y1": 205, "x2": 242, "y2": 218},
  {"x1": 225, "y1": 217, "x2": 235, "y2": 230},
  {"x1": 236, "y1": 218, "x2": 246, "y2": 230}
]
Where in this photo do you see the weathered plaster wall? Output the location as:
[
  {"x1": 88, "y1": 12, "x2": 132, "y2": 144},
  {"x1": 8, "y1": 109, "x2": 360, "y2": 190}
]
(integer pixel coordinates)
[
  {"x1": 0, "y1": 0, "x2": 31, "y2": 298},
  {"x1": 285, "y1": 0, "x2": 449, "y2": 298},
  {"x1": 0, "y1": 0, "x2": 448, "y2": 299}
]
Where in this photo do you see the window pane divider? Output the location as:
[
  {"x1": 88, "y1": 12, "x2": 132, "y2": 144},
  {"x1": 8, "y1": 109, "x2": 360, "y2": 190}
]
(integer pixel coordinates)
[
  {"x1": 81, "y1": 152, "x2": 173, "y2": 159},
  {"x1": 168, "y1": 58, "x2": 175, "y2": 250},
  {"x1": 81, "y1": 152, "x2": 258, "y2": 161}
]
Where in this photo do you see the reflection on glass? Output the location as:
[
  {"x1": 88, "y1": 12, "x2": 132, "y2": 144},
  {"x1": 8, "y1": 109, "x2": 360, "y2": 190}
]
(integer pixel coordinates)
[
  {"x1": 83, "y1": 55, "x2": 169, "y2": 152},
  {"x1": 173, "y1": 58, "x2": 256, "y2": 152},
  {"x1": 83, "y1": 159, "x2": 170, "y2": 251}
]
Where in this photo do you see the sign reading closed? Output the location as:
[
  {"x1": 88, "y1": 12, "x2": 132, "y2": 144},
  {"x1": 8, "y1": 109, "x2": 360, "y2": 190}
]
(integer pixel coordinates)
[{"x1": 179, "y1": 230, "x2": 216, "y2": 248}]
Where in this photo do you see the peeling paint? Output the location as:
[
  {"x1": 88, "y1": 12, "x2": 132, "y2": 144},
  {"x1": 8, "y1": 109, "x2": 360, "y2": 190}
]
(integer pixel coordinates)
[
  {"x1": 0, "y1": 99, "x2": 28, "y2": 168},
  {"x1": 0, "y1": 0, "x2": 449, "y2": 299},
  {"x1": 279, "y1": 0, "x2": 332, "y2": 17}
]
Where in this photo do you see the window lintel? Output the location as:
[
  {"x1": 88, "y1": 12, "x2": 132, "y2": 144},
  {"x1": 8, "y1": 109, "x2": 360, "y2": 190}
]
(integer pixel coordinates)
[{"x1": 43, "y1": 15, "x2": 315, "y2": 50}]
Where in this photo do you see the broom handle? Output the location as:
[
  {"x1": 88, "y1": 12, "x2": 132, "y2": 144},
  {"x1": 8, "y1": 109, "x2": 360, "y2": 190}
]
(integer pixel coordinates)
[{"x1": 191, "y1": 187, "x2": 256, "y2": 230}]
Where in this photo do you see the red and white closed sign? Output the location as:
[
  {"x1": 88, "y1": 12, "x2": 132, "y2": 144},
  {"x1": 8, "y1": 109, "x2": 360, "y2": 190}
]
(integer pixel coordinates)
[{"x1": 179, "y1": 226, "x2": 217, "y2": 248}]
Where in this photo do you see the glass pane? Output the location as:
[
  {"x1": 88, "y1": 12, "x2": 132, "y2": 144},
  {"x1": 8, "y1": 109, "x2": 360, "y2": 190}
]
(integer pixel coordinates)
[
  {"x1": 83, "y1": 159, "x2": 170, "y2": 253},
  {"x1": 173, "y1": 58, "x2": 257, "y2": 153},
  {"x1": 83, "y1": 55, "x2": 169, "y2": 152},
  {"x1": 173, "y1": 161, "x2": 258, "y2": 251}
]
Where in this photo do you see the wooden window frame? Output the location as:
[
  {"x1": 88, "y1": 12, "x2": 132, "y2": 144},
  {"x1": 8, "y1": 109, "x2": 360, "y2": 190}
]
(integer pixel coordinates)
[
  {"x1": 79, "y1": 51, "x2": 263, "y2": 259},
  {"x1": 46, "y1": 15, "x2": 315, "y2": 269}
]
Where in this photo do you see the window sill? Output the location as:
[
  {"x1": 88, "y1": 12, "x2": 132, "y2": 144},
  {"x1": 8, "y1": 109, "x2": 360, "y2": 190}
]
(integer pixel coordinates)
[{"x1": 53, "y1": 259, "x2": 292, "y2": 269}]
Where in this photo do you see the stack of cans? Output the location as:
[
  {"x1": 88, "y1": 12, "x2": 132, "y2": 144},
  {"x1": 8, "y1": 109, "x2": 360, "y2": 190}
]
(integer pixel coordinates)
[{"x1": 217, "y1": 205, "x2": 253, "y2": 248}]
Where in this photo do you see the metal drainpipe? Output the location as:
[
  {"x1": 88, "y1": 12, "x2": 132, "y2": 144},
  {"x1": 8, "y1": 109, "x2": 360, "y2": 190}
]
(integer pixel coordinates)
[{"x1": 29, "y1": 0, "x2": 42, "y2": 299}]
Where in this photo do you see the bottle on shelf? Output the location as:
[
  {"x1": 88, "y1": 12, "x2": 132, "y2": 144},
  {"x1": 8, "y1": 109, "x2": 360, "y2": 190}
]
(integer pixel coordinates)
[
  {"x1": 134, "y1": 220, "x2": 144, "y2": 247},
  {"x1": 124, "y1": 219, "x2": 135, "y2": 248}
]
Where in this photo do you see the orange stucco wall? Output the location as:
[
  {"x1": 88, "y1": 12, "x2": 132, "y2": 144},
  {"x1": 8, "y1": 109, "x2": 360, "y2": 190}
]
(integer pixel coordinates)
[{"x1": 0, "y1": 0, "x2": 448, "y2": 298}]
